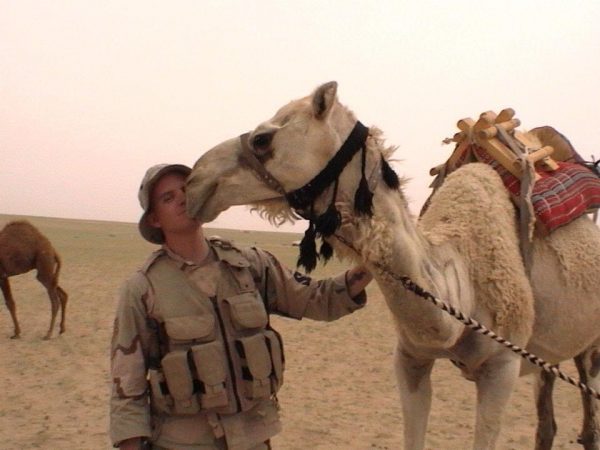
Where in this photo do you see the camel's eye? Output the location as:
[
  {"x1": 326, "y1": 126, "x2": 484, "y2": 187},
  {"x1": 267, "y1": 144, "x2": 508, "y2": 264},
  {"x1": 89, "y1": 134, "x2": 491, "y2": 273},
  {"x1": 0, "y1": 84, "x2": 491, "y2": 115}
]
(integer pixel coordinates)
[{"x1": 253, "y1": 133, "x2": 272, "y2": 152}]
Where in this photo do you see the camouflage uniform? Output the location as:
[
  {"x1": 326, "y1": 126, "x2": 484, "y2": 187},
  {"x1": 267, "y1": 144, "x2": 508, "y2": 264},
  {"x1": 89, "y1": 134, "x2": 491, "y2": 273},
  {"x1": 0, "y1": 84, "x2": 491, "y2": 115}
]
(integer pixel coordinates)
[{"x1": 110, "y1": 237, "x2": 366, "y2": 449}]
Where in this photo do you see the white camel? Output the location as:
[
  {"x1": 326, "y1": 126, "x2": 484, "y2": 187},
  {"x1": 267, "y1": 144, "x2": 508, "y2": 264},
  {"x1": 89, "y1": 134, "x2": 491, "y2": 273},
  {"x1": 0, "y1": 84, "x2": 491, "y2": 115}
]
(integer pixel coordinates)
[{"x1": 185, "y1": 81, "x2": 600, "y2": 450}]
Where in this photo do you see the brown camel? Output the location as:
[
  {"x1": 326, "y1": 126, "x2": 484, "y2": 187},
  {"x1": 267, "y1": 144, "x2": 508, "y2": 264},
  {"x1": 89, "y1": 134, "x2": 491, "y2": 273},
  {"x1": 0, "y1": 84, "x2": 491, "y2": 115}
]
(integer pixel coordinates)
[{"x1": 0, "y1": 220, "x2": 68, "y2": 339}]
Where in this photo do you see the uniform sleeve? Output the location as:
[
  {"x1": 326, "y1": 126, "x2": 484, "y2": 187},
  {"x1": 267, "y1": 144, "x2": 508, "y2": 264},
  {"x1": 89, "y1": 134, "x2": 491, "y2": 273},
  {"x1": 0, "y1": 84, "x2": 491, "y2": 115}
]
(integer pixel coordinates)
[
  {"x1": 243, "y1": 246, "x2": 366, "y2": 321},
  {"x1": 109, "y1": 273, "x2": 154, "y2": 447}
]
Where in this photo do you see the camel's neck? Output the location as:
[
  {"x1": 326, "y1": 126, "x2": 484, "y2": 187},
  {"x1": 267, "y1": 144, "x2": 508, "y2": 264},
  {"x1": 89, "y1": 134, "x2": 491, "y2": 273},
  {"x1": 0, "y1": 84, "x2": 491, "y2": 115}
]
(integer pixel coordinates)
[
  {"x1": 332, "y1": 131, "x2": 439, "y2": 286},
  {"x1": 332, "y1": 134, "x2": 471, "y2": 348},
  {"x1": 361, "y1": 185, "x2": 445, "y2": 291},
  {"x1": 365, "y1": 187, "x2": 471, "y2": 348}
]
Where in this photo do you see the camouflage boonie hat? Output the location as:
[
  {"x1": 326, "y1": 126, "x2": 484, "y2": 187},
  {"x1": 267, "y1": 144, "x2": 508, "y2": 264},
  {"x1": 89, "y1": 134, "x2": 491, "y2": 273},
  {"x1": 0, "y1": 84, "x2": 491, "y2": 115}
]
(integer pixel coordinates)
[{"x1": 137, "y1": 163, "x2": 192, "y2": 244}]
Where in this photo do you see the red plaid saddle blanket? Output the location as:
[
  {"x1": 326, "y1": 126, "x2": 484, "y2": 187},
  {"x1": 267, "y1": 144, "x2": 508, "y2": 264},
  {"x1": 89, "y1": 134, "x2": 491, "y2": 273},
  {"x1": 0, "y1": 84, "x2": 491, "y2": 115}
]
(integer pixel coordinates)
[{"x1": 472, "y1": 145, "x2": 600, "y2": 232}]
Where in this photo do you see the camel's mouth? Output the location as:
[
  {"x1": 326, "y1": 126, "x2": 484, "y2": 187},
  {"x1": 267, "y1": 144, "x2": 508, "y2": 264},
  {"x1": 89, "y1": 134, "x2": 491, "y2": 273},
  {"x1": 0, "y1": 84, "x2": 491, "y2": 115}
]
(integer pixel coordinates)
[
  {"x1": 185, "y1": 131, "x2": 305, "y2": 225},
  {"x1": 186, "y1": 172, "x2": 292, "y2": 225},
  {"x1": 185, "y1": 176, "x2": 219, "y2": 222}
]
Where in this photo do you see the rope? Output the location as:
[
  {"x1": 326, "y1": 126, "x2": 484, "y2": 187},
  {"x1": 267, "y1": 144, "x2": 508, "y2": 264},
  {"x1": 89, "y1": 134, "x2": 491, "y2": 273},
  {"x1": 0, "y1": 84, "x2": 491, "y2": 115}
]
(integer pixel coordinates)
[
  {"x1": 333, "y1": 233, "x2": 600, "y2": 400},
  {"x1": 495, "y1": 125, "x2": 536, "y2": 275}
]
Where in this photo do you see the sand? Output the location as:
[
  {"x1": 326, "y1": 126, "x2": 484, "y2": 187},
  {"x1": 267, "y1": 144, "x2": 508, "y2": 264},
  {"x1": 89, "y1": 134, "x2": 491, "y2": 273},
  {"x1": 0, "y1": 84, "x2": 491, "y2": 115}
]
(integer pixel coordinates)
[{"x1": 0, "y1": 214, "x2": 587, "y2": 449}]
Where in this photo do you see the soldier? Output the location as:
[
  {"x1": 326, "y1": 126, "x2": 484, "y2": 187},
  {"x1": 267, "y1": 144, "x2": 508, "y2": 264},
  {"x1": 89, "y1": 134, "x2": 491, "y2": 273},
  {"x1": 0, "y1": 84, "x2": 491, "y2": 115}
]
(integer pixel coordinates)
[{"x1": 110, "y1": 163, "x2": 372, "y2": 450}]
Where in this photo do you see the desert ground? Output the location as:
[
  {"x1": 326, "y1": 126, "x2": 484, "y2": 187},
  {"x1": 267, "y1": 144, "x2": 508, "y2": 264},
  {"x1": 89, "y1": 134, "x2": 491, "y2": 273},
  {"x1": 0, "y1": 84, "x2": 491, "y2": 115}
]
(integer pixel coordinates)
[{"x1": 0, "y1": 214, "x2": 589, "y2": 449}]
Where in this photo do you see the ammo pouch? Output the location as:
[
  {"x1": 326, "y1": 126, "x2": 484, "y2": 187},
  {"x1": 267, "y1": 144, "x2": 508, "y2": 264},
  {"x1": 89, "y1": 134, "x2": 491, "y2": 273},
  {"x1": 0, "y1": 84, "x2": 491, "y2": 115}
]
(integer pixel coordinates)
[
  {"x1": 160, "y1": 351, "x2": 200, "y2": 415},
  {"x1": 190, "y1": 342, "x2": 229, "y2": 409},
  {"x1": 155, "y1": 342, "x2": 231, "y2": 415},
  {"x1": 226, "y1": 293, "x2": 269, "y2": 330},
  {"x1": 235, "y1": 331, "x2": 285, "y2": 400},
  {"x1": 164, "y1": 315, "x2": 215, "y2": 350},
  {"x1": 157, "y1": 312, "x2": 230, "y2": 414},
  {"x1": 148, "y1": 368, "x2": 171, "y2": 414},
  {"x1": 264, "y1": 329, "x2": 284, "y2": 390}
]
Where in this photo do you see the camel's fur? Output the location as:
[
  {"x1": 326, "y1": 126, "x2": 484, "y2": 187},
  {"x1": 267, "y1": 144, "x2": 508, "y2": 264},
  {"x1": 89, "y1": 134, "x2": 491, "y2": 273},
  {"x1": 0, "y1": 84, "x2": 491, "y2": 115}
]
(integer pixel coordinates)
[
  {"x1": 186, "y1": 81, "x2": 600, "y2": 449},
  {"x1": 0, "y1": 220, "x2": 68, "y2": 339},
  {"x1": 420, "y1": 163, "x2": 534, "y2": 337}
]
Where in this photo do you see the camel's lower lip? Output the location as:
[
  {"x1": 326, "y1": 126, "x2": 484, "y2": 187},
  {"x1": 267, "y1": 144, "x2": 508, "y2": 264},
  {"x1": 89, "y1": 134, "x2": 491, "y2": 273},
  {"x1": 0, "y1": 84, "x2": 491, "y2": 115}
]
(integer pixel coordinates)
[
  {"x1": 185, "y1": 176, "x2": 217, "y2": 220},
  {"x1": 186, "y1": 196, "x2": 205, "y2": 220}
]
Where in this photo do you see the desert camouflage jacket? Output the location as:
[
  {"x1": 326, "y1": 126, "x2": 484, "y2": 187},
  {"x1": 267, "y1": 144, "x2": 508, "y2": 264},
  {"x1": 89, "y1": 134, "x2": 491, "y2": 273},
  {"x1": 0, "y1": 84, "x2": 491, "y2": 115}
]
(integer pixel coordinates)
[{"x1": 109, "y1": 237, "x2": 366, "y2": 449}]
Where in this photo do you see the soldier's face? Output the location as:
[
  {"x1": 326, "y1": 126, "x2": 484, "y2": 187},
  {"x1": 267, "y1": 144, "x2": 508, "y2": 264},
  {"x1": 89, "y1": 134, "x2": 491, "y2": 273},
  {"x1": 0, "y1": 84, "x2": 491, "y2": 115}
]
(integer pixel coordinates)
[{"x1": 149, "y1": 172, "x2": 198, "y2": 237}]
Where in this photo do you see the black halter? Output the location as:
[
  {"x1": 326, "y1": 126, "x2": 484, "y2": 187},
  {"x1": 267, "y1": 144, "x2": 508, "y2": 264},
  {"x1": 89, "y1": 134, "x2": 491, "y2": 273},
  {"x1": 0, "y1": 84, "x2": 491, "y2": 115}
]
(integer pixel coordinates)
[
  {"x1": 287, "y1": 121, "x2": 380, "y2": 272},
  {"x1": 238, "y1": 120, "x2": 399, "y2": 273},
  {"x1": 286, "y1": 121, "x2": 370, "y2": 211}
]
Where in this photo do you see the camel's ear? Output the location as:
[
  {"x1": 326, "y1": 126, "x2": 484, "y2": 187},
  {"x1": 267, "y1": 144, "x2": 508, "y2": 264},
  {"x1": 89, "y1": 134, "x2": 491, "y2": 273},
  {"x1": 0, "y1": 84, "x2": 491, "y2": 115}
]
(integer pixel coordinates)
[{"x1": 312, "y1": 81, "x2": 338, "y2": 120}]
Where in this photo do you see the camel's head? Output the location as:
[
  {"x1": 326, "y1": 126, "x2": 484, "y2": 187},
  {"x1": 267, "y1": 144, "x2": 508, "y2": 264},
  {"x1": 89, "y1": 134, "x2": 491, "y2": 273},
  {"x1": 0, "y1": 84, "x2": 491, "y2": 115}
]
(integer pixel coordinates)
[
  {"x1": 187, "y1": 81, "x2": 400, "y2": 271},
  {"x1": 186, "y1": 81, "x2": 358, "y2": 225}
]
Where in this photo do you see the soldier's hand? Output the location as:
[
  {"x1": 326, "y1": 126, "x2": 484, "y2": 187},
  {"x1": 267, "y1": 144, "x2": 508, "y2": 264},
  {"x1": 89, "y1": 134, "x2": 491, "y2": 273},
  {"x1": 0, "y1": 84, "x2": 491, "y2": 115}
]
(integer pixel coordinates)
[{"x1": 119, "y1": 437, "x2": 144, "y2": 450}]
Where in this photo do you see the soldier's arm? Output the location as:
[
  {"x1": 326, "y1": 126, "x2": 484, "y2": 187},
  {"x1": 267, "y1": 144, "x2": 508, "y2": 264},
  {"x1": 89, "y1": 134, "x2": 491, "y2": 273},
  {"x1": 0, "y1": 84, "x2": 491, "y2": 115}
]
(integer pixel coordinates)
[
  {"x1": 110, "y1": 274, "x2": 153, "y2": 447},
  {"x1": 244, "y1": 246, "x2": 371, "y2": 321}
]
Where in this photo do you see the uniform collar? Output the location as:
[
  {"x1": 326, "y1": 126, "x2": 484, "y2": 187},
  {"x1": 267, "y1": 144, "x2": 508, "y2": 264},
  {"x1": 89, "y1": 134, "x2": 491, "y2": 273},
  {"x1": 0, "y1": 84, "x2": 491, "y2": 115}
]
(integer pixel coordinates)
[{"x1": 162, "y1": 242, "x2": 215, "y2": 268}]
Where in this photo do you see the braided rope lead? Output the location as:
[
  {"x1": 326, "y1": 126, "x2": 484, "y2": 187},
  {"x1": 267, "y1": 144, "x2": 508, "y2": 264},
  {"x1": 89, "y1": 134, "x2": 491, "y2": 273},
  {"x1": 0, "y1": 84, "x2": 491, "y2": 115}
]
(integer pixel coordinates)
[
  {"x1": 332, "y1": 233, "x2": 600, "y2": 399},
  {"x1": 391, "y1": 268, "x2": 600, "y2": 400}
]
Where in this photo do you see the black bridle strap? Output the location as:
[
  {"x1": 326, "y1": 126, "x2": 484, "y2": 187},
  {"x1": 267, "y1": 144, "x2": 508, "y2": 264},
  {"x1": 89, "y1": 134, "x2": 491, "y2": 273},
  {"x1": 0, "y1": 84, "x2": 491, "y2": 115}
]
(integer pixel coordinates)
[
  {"x1": 238, "y1": 132, "x2": 287, "y2": 196},
  {"x1": 286, "y1": 121, "x2": 369, "y2": 210}
]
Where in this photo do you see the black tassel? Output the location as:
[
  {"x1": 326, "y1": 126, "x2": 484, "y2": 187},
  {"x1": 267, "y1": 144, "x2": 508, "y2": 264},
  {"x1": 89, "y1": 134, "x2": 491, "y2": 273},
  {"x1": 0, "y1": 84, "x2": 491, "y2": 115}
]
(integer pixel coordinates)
[
  {"x1": 354, "y1": 177, "x2": 374, "y2": 216},
  {"x1": 354, "y1": 146, "x2": 374, "y2": 216},
  {"x1": 381, "y1": 155, "x2": 400, "y2": 190},
  {"x1": 319, "y1": 240, "x2": 334, "y2": 262},
  {"x1": 315, "y1": 203, "x2": 341, "y2": 237},
  {"x1": 297, "y1": 219, "x2": 318, "y2": 273},
  {"x1": 314, "y1": 177, "x2": 341, "y2": 237}
]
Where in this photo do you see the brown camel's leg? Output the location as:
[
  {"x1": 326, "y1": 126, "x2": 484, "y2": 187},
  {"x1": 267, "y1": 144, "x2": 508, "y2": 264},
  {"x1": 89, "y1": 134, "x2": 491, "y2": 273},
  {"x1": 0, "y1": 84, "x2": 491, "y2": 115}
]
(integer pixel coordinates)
[
  {"x1": 575, "y1": 349, "x2": 600, "y2": 450},
  {"x1": 36, "y1": 255, "x2": 60, "y2": 340},
  {"x1": 534, "y1": 368, "x2": 557, "y2": 450},
  {"x1": 42, "y1": 286, "x2": 60, "y2": 340},
  {"x1": 57, "y1": 286, "x2": 67, "y2": 334},
  {"x1": 1, "y1": 276, "x2": 21, "y2": 339}
]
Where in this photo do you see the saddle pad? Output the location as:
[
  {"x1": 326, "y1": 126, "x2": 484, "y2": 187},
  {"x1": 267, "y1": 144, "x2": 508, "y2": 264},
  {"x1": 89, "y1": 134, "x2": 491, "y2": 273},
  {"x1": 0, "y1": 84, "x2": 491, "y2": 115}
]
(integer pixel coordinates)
[{"x1": 472, "y1": 145, "x2": 600, "y2": 232}]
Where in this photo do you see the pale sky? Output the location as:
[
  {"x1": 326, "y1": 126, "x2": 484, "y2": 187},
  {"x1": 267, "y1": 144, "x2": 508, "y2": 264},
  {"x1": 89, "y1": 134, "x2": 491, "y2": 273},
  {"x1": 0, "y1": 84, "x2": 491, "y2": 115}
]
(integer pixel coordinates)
[{"x1": 2, "y1": 0, "x2": 599, "y2": 233}]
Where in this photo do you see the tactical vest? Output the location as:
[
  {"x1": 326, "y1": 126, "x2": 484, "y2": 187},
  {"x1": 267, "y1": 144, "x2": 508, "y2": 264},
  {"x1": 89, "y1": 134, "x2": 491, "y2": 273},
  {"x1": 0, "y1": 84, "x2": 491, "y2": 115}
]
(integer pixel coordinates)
[{"x1": 143, "y1": 240, "x2": 285, "y2": 417}]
